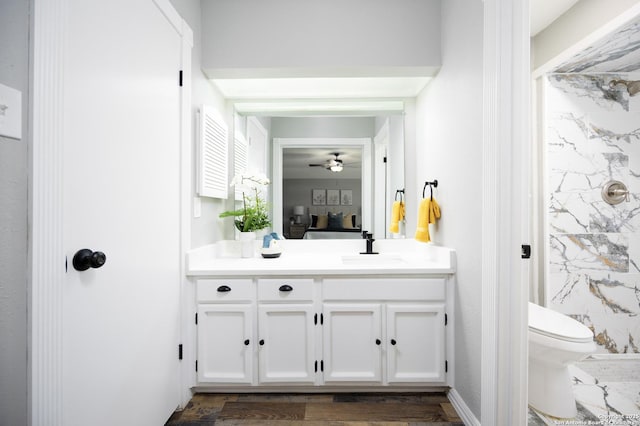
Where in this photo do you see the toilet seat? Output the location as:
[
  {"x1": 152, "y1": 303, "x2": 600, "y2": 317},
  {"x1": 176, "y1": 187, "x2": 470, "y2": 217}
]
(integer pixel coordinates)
[{"x1": 529, "y1": 303, "x2": 593, "y2": 344}]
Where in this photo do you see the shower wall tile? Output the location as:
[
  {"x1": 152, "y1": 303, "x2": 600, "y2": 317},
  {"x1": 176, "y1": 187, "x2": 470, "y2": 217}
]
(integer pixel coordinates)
[
  {"x1": 549, "y1": 271, "x2": 640, "y2": 354},
  {"x1": 546, "y1": 73, "x2": 640, "y2": 354},
  {"x1": 549, "y1": 233, "x2": 628, "y2": 274},
  {"x1": 628, "y1": 72, "x2": 640, "y2": 112},
  {"x1": 546, "y1": 74, "x2": 629, "y2": 113},
  {"x1": 554, "y1": 17, "x2": 640, "y2": 74}
]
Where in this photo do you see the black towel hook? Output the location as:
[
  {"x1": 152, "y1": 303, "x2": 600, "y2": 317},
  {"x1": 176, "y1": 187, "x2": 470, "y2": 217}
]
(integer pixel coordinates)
[{"x1": 422, "y1": 180, "x2": 438, "y2": 200}]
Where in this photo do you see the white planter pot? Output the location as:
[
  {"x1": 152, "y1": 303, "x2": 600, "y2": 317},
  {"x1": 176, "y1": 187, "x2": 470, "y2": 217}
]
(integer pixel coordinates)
[{"x1": 239, "y1": 231, "x2": 256, "y2": 258}]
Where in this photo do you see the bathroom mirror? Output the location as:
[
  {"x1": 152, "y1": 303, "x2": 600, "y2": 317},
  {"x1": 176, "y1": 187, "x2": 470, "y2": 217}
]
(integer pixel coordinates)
[{"x1": 233, "y1": 105, "x2": 405, "y2": 240}]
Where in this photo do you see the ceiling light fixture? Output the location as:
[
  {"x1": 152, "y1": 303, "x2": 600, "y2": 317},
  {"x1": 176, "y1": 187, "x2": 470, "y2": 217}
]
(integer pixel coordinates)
[{"x1": 330, "y1": 163, "x2": 343, "y2": 172}]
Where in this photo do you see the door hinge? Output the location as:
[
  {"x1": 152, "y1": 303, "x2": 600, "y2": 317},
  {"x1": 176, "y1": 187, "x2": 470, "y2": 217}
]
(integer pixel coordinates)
[
  {"x1": 445, "y1": 360, "x2": 448, "y2": 373},
  {"x1": 445, "y1": 313, "x2": 448, "y2": 326},
  {"x1": 195, "y1": 360, "x2": 198, "y2": 372},
  {"x1": 521, "y1": 244, "x2": 531, "y2": 259},
  {"x1": 178, "y1": 344, "x2": 183, "y2": 360},
  {"x1": 179, "y1": 70, "x2": 183, "y2": 87},
  {"x1": 195, "y1": 312, "x2": 198, "y2": 325}
]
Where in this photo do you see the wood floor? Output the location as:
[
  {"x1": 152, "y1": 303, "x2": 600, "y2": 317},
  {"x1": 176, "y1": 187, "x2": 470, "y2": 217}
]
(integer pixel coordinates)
[{"x1": 165, "y1": 392, "x2": 464, "y2": 425}]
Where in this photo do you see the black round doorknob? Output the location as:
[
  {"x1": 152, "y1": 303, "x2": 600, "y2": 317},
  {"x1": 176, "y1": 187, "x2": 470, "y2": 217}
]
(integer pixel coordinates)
[
  {"x1": 390, "y1": 339, "x2": 397, "y2": 346},
  {"x1": 73, "y1": 249, "x2": 106, "y2": 271}
]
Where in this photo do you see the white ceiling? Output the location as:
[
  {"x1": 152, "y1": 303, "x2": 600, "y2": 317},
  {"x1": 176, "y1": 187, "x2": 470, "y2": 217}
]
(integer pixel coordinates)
[{"x1": 530, "y1": 0, "x2": 581, "y2": 36}]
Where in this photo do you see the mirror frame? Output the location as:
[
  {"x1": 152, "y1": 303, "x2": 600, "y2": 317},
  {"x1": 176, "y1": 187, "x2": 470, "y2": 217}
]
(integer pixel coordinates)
[{"x1": 272, "y1": 137, "x2": 373, "y2": 235}]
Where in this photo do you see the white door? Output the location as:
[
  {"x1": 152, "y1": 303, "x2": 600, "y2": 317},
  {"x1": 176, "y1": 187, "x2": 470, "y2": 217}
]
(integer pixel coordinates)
[
  {"x1": 197, "y1": 304, "x2": 254, "y2": 384},
  {"x1": 323, "y1": 303, "x2": 382, "y2": 383},
  {"x1": 62, "y1": 1, "x2": 183, "y2": 424},
  {"x1": 386, "y1": 304, "x2": 446, "y2": 383},
  {"x1": 258, "y1": 304, "x2": 316, "y2": 383}
]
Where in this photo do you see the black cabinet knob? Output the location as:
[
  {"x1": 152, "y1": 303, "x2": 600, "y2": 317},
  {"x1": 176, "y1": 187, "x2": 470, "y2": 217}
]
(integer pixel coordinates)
[
  {"x1": 217, "y1": 285, "x2": 231, "y2": 292},
  {"x1": 259, "y1": 339, "x2": 265, "y2": 346},
  {"x1": 244, "y1": 339, "x2": 250, "y2": 346},
  {"x1": 279, "y1": 284, "x2": 293, "y2": 292},
  {"x1": 72, "y1": 249, "x2": 106, "y2": 271},
  {"x1": 375, "y1": 339, "x2": 381, "y2": 345},
  {"x1": 390, "y1": 339, "x2": 397, "y2": 345}
]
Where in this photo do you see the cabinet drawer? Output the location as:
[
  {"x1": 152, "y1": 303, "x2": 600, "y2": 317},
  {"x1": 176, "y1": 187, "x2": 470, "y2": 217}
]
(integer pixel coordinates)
[
  {"x1": 258, "y1": 278, "x2": 314, "y2": 302},
  {"x1": 197, "y1": 279, "x2": 254, "y2": 303},
  {"x1": 323, "y1": 278, "x2": 445, "y2": 301}
]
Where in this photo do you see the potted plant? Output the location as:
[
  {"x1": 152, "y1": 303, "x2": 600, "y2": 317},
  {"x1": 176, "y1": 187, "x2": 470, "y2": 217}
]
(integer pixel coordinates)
[{"x1": 219, "y1": 172, "x2": 271, "y2": 257}]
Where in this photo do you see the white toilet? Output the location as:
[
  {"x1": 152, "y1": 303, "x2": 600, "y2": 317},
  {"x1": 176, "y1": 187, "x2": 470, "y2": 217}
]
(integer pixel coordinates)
[{"x1": 528, "y1": 302, "x2": 596, "y2": 419}]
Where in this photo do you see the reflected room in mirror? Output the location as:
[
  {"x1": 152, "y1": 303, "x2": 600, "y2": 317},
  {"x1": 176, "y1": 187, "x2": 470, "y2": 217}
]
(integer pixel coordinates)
[{"x1": 233, "y1": 107, "x2": 405, "y2": 241}]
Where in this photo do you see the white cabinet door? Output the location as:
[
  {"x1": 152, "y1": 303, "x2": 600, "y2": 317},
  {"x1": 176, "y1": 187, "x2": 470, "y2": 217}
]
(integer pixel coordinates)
[
  {"x1": 197, "y1": 304, "x2": 254, "y2": 384},
  {"x1": 258, "y1": 304, "x2": 315, "y2": 383},
  {"x1": 323, "y1": 303, "x2": 382, "y2": 383},
  {"x1": 386, "y1": 303, "x2": 446, "y2": 383}
]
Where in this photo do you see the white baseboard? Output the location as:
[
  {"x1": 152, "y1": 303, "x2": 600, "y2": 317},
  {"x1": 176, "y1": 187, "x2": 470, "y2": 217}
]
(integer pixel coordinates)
[{"x1": 448, "y1": 388, "x2": 480, "y2": 426}]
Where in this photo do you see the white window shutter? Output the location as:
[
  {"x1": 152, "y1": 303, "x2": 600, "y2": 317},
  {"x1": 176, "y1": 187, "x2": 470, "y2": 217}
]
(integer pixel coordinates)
[
  {"x1": 234, "y1": 132, "x2": 248, "y2": 201},
  {"x1": 198, "y1": 105, "x2": 228, "y2": 199}
]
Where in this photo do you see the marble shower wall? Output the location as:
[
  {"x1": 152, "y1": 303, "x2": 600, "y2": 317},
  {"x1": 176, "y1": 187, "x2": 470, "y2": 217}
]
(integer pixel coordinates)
[{"x1": 546, "y1": 72, "x2": 640, "y2": 354}]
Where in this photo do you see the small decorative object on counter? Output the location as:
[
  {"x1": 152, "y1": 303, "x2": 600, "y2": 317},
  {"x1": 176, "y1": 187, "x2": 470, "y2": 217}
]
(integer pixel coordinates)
[
  {"x1": 219, "y1": 172, "x2": 271, "y2": 258},
  {"x1": 261, "y1": 232, "x2": 284, "y2": 258},
  {"x1": 219, "y1": 172, "x2": 271, "y2": 233}
]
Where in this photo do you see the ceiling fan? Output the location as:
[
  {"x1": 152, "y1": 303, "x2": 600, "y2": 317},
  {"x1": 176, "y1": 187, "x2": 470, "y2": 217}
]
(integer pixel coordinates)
[{"x1": 308, "y1": 152, "x2": 346, "y2": 172}]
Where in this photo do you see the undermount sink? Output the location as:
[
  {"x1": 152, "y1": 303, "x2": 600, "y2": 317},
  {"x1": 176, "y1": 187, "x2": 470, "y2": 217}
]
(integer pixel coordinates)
[{"x1": 340, "y1": 254, "x2": 406, "y2": 265}]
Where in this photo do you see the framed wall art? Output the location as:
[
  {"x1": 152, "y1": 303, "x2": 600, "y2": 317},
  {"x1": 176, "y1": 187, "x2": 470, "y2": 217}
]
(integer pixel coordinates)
[
  {"x1": 327, "y1": 189, "x2": 340, "y2": 206},
  {"x1": 340, "y1": 189, "x2": 353, "y2": 205},
  {"x1": 312, "y1": 189, "x2": 326, "y2": 205}
]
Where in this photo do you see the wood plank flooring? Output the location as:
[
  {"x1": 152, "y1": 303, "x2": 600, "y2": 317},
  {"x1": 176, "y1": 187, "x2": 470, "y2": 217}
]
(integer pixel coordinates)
[{"x1": 165, "y1": 393, "x2": 464, "y2": 425}]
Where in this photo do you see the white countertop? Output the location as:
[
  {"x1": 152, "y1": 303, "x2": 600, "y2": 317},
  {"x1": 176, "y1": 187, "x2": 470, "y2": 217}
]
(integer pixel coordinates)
[{"x1": 186, "y1": 239, "x2": 456, "y2": 277}]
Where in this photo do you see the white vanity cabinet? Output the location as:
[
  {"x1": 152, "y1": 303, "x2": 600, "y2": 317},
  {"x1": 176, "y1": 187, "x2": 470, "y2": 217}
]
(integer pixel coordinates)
[
  {"x1": 322, "y1": 303, "x2": 383, "y2": 382},
  {"x1": 193, "y1": 271, "x2": 453, "y2": 389},
  {"x1": 196, "y1": 279, "x2": 254, "y2": 384},
  {"x1": 322, "y1": 277, "x2": 448, "y2": 385},
  {"x1": 257, "y1": 278, "x2": 316, "y2": 384}
]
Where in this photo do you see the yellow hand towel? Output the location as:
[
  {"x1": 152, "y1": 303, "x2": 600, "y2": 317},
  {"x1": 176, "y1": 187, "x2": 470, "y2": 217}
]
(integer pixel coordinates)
[
  {"x1": 414, "y1": 197, "x2": 441, "y2": 242},
  {"x1": 389, "y1": 200, "x2": 405, "y2": 234}
]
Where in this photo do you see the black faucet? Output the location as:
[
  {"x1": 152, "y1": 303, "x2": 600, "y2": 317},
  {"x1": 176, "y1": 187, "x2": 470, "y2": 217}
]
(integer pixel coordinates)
[{"x1": 360, "y1": 232, "x2": 378, "y2": 255}]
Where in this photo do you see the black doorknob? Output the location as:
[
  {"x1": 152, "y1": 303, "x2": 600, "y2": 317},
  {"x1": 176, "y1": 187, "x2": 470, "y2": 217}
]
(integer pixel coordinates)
[{"x1": 72, "y1": 249, "x2": 106, "y2": 271}]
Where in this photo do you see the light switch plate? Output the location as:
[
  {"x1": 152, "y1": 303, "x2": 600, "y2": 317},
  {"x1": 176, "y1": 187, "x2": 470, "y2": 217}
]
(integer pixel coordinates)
[{"x1": 0, "y1": 83, "x2": 22, "y2": 140}]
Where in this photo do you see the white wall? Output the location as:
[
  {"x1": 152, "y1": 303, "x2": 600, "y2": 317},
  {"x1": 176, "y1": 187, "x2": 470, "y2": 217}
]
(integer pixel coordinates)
[
  {"x1": 170, "y1": 0, "x2": 236, "y2": 245},
  {"x1": 414, "y1": 0, "x2": 483, "y2": 419},
  {"x1": 201, "y1": 0, "x2": 441, "y2": 78},
  {"x1": 0, "y1": 0, "x2": 29, "y2": 424}
]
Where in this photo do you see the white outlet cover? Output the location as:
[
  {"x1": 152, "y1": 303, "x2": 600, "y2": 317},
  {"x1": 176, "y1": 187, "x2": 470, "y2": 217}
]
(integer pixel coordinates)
[{"x1": 0, "y1": 83, "x2": 22, "y2": 140}]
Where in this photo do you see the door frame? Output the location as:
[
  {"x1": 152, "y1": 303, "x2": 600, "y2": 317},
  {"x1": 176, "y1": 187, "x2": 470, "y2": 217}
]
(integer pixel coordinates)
[
  {"x1": 480, "y1": 0, "x2": 529, "y2": 425},
  {"x1": 29, "y1": 0, "x2": 193, "y2": 422}
]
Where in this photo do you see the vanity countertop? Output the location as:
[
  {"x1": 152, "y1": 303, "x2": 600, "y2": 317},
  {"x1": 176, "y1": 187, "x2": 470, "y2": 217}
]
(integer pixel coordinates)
[{"x1": 186, "y1": 239, "x2": 456, "y2": 277}]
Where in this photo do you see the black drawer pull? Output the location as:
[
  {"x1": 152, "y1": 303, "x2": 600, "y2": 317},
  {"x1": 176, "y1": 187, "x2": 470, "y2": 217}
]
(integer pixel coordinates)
[
  {"x1": 259, "y1": 339, "x2": 265, "y2": 346},
  {"x1": 279, "y1": 284, "x2": 293, "y2": 292},
  {"x1": 390, "y1": 339, "x2": 397, "y2": 345},
  {"x1": 217, "y1": 285, "x2": 231, "y2": 292},
  {"x1": 244, "y1": 339, "x2": 250, "y2": 346},
  {"x1": 375, "y1": 339, "x2": 381, "y2": 345}
]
